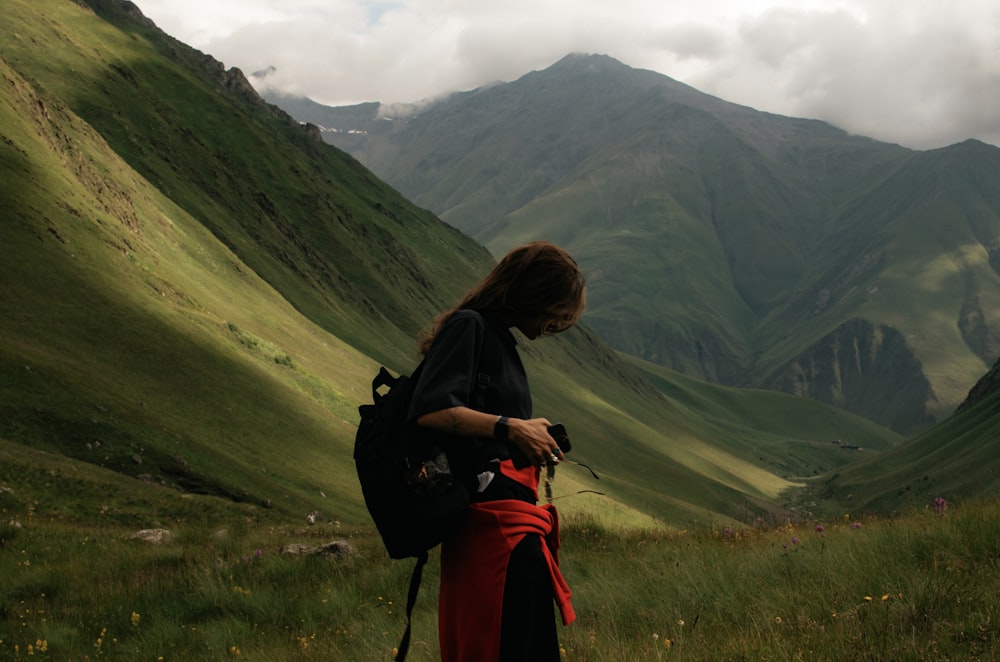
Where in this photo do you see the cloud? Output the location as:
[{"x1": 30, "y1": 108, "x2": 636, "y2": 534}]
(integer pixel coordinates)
[
  {"x1": 136, "y1": 0, "x2": 1000, "y2": 150},
  {"x1": 683, "y1": 4, "x2": 1000, "y2": 148}
]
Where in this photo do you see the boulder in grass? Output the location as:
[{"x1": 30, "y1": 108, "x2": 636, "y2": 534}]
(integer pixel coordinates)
[{"x1": 132, "y1": 528, "x2": 172, "y2": 544}]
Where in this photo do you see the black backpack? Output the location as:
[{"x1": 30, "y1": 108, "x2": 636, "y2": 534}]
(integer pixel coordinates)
[
  {"x1": 355, "y1": 336, "x2": 486, "y2": 660},
  {"x1": 354, "y1": 363, "x2": 471, "y2": 560}
]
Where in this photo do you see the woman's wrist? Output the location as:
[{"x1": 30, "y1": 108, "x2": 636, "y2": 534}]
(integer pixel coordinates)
[{"x1": 493, "y1": 415, "x2": 510, "y2": 441}]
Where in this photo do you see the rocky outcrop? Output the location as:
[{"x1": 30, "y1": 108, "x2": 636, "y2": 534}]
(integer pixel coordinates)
[
  {"x1": 763, "y1": 318, "x2": 937, "y2": 436},
  {"x1": 81, "y1": 1, "x2": 157, "y2": 29}
]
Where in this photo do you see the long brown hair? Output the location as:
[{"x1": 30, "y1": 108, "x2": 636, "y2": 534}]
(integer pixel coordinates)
[{"x1": 419, "y1": 241, "x2": 586, "y2": 354}]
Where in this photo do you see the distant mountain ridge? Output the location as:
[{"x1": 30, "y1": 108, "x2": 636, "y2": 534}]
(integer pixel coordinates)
[{"x1": 267, "y1": 54, "x2": 1000, "y2": 436}]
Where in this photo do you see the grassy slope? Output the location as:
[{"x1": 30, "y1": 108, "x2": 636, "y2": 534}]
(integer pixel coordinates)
[
  {"x1": 0, "y1": 0, "x2": 489, "y2": 526},
  {"x1": 7, "y1": 0, "x2": 492, "y2": 370},
  {"x1": 804, "y1": 363, "x2": 1000, "y2": 515},
  {"x1": 0, "y1": 49, "x2": 377, "y2": 522},
  {"x1": 621, "y1": 355, "x2": 902, "y2": 479}
]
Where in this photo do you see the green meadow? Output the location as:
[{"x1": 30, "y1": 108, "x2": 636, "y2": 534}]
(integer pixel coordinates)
[{"x1": 3, "y1": 451, "x2": 998, "y2": 661}]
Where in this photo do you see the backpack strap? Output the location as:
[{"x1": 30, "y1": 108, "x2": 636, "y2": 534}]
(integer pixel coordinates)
[{"x1": 395, "y1": 551, "x2": 429, "y2": 661}]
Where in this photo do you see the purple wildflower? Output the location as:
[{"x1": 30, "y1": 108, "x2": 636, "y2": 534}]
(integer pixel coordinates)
[{"x1": 934, "y1": 497, "x2": 947, "y2": 516}]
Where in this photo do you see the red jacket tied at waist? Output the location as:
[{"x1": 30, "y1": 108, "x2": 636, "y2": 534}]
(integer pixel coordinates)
[{"x1": 439, "y1": 499, "x2": 576, "y2": 662}]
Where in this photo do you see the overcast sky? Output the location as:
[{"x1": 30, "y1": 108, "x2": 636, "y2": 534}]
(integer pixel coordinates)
[{"x1": 136, "y1": 0, "x2": 1000, "y2": 150}]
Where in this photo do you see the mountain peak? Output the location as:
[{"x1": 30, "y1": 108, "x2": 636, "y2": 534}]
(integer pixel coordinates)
[
  {"x1": 543, "y1": 52, "x2": 673, "y2": 83},
  {"x1": 550, "y1": 52, "x2": 627, "y2": 70}
]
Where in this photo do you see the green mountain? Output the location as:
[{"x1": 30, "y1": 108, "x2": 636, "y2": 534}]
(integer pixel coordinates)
[
  {"x1": 13, "y1": 0, "x2": 998, "y2": 541},
  {"x1": 1, "y1": 0, "x2": 490, "y2": 527},
  {"x1": 286, "y1": 54, "x2": 1000, "y2": 437}
]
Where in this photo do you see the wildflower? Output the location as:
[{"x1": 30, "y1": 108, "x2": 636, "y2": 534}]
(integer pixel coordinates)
[
  {"x1": 131, "y1": 611, "x2": 141, "y2": 627},
  {"x1": 815, "y1": 524, "x2": 825, "y2": 533},
  {"x1": 775, "y1": 616, "x2": 782, "y2": 624},
  {"x1": 934, "y1": 497, "x2": 947, "y2": 515},
  {"x1": 882, "y1": 594, "x2": 889, "y2": 602},
  {"x1": 678, "y1": 619, "x2": 685, "y2": 626},
  {"x1": 851, "y1": 521, "x2": 863, "y2": 529},
  {"x1": 722, "y1": 527, "x2": 732, "y2": 539},
  {"x1": 864, "y1": 596, "x2": 873, "y2": 602},
  {"x1": 652, "y1": 633, "x2": 659, "y2": 640},
  {"x1": 791, "y1": 536, "x2": 800, "y2": 545},
  {"x1": 664, "y1": 638, "x2": 673, "y2": 649}
]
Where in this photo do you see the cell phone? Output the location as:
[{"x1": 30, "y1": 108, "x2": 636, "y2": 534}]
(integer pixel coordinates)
[{"x1": 547, "y1": 423, "x2": 572, "y2": 454}]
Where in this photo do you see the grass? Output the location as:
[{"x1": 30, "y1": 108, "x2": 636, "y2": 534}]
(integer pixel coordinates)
[{"x1": 3, "y1": 482, "x2": 998, "y2": 660}]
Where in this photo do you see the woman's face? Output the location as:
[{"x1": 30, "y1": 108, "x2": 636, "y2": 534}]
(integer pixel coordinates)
[
  {"x1": 516, "y1": 290, "x2": 586, "y2": 340},
  {"x1": 515, "y1": 315, "x2": 550, "y2": 340}
]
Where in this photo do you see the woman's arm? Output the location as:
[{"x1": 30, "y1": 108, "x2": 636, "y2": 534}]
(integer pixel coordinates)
[{"x1": 417, "y1": 407, "x2": 563, "y2": 466}]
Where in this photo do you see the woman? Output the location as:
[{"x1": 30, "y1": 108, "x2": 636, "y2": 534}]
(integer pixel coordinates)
[{"x1": 407, "y1": 241, "x2": 586, "y2": 661}]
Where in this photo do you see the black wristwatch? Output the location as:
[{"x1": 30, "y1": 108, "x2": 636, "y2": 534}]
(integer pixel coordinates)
[{"x1": 493, "y1": 415, "x2": 510, "y2": 441}]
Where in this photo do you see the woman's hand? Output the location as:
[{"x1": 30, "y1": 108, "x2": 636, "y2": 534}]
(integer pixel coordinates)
[{"x1": 508, "y1": 417, "x2": 563, "y2": 467}]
